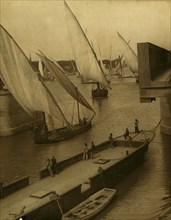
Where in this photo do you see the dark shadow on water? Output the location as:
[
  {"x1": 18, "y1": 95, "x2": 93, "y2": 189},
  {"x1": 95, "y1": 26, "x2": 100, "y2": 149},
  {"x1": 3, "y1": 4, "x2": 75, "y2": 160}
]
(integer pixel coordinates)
[{"x1": 93, "y1": 161, "x2": 149, "y2": 220}]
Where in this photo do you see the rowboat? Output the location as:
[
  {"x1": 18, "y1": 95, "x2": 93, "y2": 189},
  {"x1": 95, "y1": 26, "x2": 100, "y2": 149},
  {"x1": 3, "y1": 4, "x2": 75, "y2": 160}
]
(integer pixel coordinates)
[{"x1": 62, "y1": 188, "x2": 116, "y2": 220}]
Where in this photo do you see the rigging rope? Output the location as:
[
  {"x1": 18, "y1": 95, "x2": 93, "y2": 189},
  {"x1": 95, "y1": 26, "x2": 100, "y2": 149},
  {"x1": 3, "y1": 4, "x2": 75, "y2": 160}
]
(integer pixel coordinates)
[
  {"x1": 151, "y1": 119, "x2": 161, "y2": 132},
  {"x1": 71, "y1": 100, "x2": 76, "y2": 124}
]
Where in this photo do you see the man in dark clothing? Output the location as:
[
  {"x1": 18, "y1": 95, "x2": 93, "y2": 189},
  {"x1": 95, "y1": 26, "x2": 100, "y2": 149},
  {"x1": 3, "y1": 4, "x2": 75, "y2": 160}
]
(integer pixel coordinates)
[
  {"x1": 51, "y1": 156, "x2": 58, "y2": 175},
  {"x1": 90, "y1": 141, "x2": 95, "y2": 159},
  {"x1": 109, "y1": 133, "x2": 114, "y2": 148},
  {"x1": 134, "y1": 119, "x2": 139, "y2": 133},
  {"x1": 124, "y1": 128, "x2": 130, "y2": 139}
]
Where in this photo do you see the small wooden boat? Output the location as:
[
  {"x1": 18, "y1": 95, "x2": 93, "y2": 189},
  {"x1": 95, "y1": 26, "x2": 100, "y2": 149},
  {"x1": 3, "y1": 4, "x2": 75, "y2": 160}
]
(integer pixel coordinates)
[{"x1": 62, "y1": 188, "x2": 116, "y2": 220}]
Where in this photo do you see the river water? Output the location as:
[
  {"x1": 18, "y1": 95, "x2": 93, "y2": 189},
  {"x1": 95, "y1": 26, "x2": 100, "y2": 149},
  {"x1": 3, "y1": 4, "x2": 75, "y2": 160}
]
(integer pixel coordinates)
[{"x1": 0, "y1": 76, "x2": 170, "y2": 219}]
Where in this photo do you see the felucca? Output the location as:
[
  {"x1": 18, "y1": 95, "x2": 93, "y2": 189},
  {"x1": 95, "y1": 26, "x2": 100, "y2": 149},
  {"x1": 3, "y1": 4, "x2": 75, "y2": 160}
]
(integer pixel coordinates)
[
  {"x1": 0, "y1": 25, "x2": 95, "y2": 144},
  {"x1": 64, "y1": 1, "x2": 111, "y2": 98}
]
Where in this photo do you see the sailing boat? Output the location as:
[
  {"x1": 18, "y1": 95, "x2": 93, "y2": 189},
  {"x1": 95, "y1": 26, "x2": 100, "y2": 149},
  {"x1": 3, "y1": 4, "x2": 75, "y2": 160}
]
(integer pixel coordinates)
[
  {"x1": 117, "y1": 31, "x2": 139, "y2": 81},
  {"x1": 0, "y1": 25, "x2": 95, "y2": 144},
  {"x1": 64, "y1": 1, "x2": 111, "y2": 98}
]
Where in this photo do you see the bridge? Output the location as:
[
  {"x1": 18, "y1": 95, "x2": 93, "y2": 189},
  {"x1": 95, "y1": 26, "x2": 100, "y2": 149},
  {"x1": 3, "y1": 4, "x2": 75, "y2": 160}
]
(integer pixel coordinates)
[{"x1": 138, "y1": 42, "x2": 171, "y2": 135}]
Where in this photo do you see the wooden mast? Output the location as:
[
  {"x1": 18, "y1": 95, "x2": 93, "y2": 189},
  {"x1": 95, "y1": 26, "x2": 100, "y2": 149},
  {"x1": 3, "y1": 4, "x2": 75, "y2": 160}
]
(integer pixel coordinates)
[
  {"x1": 76, "y1": 87, "x2": 80, "y2": 122},
  {"x1": 109, "y1": 45, "x2": 112, "y2": 75},
  {"x1": 41, "y1": 80, "x2": 71, "y2": 128}
]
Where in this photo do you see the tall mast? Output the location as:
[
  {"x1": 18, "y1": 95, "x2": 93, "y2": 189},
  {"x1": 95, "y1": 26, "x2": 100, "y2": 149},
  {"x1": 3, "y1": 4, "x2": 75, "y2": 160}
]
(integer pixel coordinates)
[
  {"x1": 97, "y1": 37, "x2": 101, "y2": 58},
  {"x1": 109, "y1": 45, "x2": 112, "y2": 74},
  {"x1": 41, "y1": 80, "x2": 71, "y2": 127},
  {"x1": 76, "y1": 87, "x2": 80, "y2": 122},
  {"x1": 43, "y1": 112, "x2": 48, "y2": 134}
]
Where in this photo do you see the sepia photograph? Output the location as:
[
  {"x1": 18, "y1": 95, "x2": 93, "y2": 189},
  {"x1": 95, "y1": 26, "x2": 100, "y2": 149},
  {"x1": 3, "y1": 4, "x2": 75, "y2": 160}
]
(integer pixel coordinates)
[{"x1": 0, "y1": 0, "x2": 171, "y2": 219}]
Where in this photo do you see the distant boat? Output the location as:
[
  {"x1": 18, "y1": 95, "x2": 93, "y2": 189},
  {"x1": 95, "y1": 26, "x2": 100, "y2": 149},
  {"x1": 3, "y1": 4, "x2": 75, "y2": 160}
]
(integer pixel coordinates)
[
  {"x1": 117, "y1": 31, "x2": 139, "y2": 82},
  {"x1": 62, "y1": 188, "x2": 116, "y2": 220},
  {"x1": 64, "y1": 1, "x2": 111, "y2": 98},
  {"x1": 0, "y1": 25, "x2": 95, "y2": 144}
]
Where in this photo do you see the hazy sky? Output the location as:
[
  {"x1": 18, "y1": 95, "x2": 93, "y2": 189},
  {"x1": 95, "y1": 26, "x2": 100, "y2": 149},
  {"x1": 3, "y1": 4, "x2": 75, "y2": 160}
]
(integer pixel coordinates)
[{"x1": 1, "y1": 0, "x2": 170, "y2": 60}]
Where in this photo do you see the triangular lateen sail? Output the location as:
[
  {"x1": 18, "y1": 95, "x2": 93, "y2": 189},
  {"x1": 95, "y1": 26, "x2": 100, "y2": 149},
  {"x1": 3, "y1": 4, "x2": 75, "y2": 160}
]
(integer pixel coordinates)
[
  {"x1": 64, "y1": 1, "x2": 111, "y2": 89},
  {"x1": 0, "y1": 25, "x2": 71, "y2": 124},
  {"x1": 96, "y1": 37, "x2": 110, "y2": 77},
  {"x1": 37, "y1": 52, "x2": 95, "y2": 114},
  {"x1": 0, "y1": 25, "x2": 59, "y2": 118},
  {"x1": 117, "y1": 31, "x2": 138, "y2": 74}
]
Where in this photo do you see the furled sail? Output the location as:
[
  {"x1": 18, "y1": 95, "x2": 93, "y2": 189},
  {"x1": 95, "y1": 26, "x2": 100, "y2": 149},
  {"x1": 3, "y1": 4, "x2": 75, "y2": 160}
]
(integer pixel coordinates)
[
  {"x1": 64, "y1": 1, "x2": 111, "y2": 89},
  {"x1": 38, "y1": 58, "x2": 44, "y2": 76},
  {"x1": 37, "y1": 52, "x2": 95, "y2": 114},
  {"x1": 117, "y1": 31, "x2": 138, "y2": 74},
  {"x1": 0, "y1": 25, "x2": 68, "y2": 124}
]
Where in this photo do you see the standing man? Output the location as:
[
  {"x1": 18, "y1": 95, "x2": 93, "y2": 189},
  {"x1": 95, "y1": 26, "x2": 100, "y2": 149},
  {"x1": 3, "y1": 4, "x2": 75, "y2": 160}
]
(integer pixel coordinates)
[
  {"x1": 124, "y1": 128, "x2": 130, "y2": 139},
  {"x1": 51, "y1": 156, "x2": 58, "y2": 175},
  {"x1": 134, "y1": 119, "x2": 139, "y2": 133},
  {"x1": 90, "y1": 141, "x2": 95, "y2": 159},
  {"x1": 83, "y1": 143, "x2": 89, "y2": 160},
  {"x1": 108, "y1": 133, "x2": 114, "y2": 148},
  {"x1": 47, "y1": 158, "x2": 54, "y2": 177}
]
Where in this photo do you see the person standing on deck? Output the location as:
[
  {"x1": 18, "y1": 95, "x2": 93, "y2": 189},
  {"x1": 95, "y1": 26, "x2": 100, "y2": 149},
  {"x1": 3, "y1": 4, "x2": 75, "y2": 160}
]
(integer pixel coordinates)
[
  {"x1": 47, "y1": 158, "x2": 54, "y2": 177},
  {"x1": 109, "y1": 133, "x2": 114, "y2": 148},
  {"x1": 124, "y1": 128, "x2": 130, "y2": 139},
  {"x1": 83, "y1": 143, "x2": 89, "y2": 160},
  {"x1": 90, "y1": 141, "x2": 95, "y2": 159},
  {"x1": 51, "y1": 156, "x2": 58, "y2": 175},
  {"x1": 134, "y1": 119, "x2": 139, "y2": 133}
]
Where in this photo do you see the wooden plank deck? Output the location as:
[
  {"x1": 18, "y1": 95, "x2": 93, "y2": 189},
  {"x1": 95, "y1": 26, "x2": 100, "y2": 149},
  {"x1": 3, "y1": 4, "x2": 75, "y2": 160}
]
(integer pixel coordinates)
[
  {"x1": 0, "y1": 131, "x2": 154, "y2": 220},
  {"x1": 1, "y1": 146, "x2": 135, "y2": 219}
]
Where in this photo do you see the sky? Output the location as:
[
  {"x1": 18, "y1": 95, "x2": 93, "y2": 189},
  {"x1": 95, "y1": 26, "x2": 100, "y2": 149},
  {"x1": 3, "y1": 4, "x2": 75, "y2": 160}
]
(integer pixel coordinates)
[{"x1": 1, "y1": 0, "x2": 171, "y2": 60}]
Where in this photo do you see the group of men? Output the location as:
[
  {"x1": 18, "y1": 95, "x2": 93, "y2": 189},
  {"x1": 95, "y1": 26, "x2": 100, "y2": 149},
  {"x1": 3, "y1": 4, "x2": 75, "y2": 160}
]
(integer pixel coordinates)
[
  {"x1": 124, "y1": 119, "x2": 140, "y2": 139},
  {"x1": 48, "y1": 119, "x2": 140, "y2": 174},
  {"x1": 83, "y1": 141, "x2": 95, "y2": 160}
]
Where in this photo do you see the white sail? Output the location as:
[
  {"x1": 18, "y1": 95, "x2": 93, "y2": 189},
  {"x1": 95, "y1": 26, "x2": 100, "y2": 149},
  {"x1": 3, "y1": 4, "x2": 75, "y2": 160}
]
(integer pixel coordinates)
[
  {"x1": 0, "y1": 25, "x2": 68, "y2": 125},
  {"x1": 96, "y1": 38, "x2": 110, "y2": 77},
  {"x1": 37, "y1": 52, "x2": 95, "y2": 114},
  {"x1": 117, "y1": 31, "x2": 138, "y2": 74},
  {"x1": 64, "y1": 1, "x2": 111, "y2": 89},
  {"x1": 37, "y1": 57, "x2": 59, "y2": 130}
]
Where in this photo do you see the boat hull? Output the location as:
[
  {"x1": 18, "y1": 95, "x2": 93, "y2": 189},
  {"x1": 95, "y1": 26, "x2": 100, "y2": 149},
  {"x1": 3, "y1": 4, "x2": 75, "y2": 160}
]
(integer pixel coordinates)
[
  {"x1": 62, "y1": 188, "x2": 116, "y2": 220},
  {"x1": 92, "y1": 88, "x2": 108, "y2": 98},
  {"x1": 34, "y1": 121, "x2": 92, "y2": 144},
  {"x1": 1, "y1": 132, "x2": 153, "y2": 219}
]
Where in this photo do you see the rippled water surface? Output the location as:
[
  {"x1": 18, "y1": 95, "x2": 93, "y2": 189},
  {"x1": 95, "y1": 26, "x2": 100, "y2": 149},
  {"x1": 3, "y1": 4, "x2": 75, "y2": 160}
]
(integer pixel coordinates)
[{"x1": 0, "y1": 76, "x2": 170, "y2": 219}]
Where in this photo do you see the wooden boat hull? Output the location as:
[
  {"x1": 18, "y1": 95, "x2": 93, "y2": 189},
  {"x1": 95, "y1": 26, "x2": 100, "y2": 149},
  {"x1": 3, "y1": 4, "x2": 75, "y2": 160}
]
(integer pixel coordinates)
[
  {"x1": 92, "y1": 88, "x2": 108, "y2": 98},
  {"x1": 62, "y1": 188, "x2": 116, "y2": 220},
  {"x1": 34, "y1": 121, "x2": 92, "y2": 144}
]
